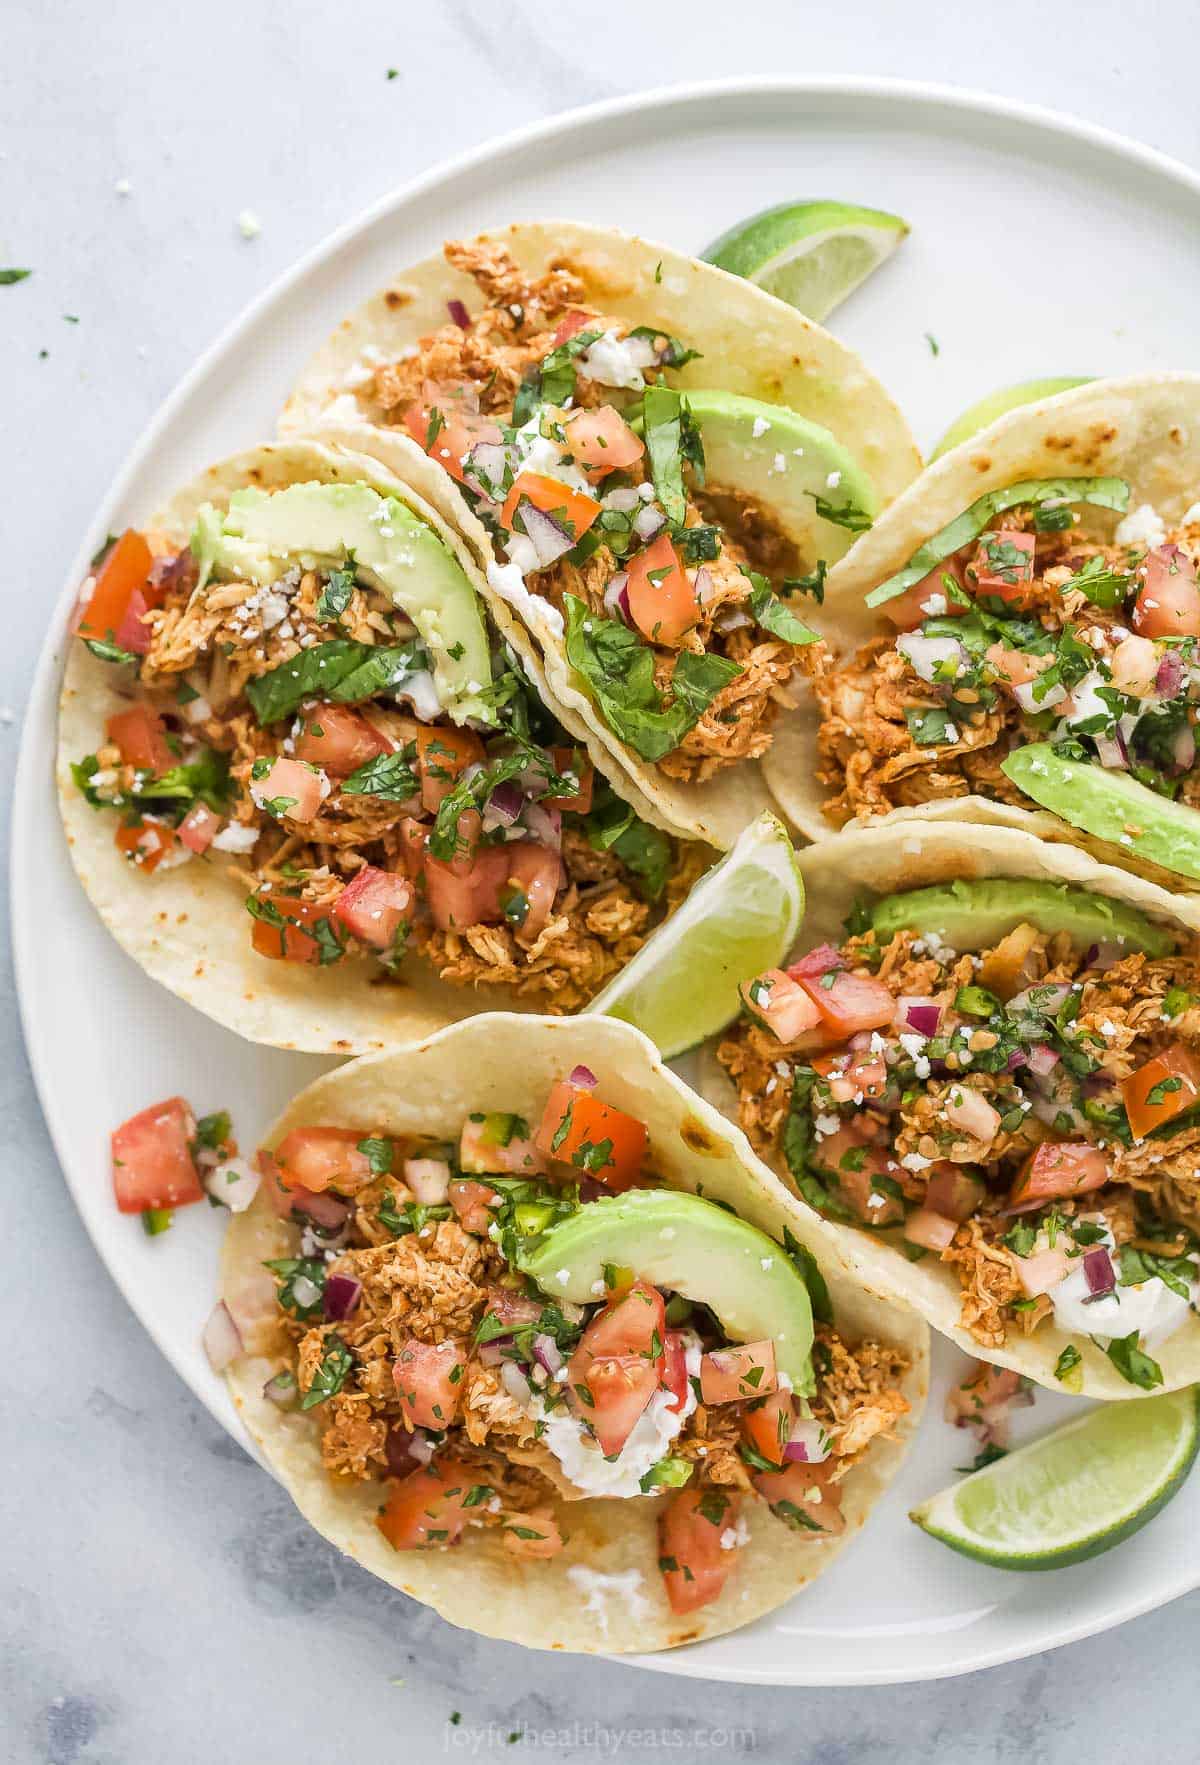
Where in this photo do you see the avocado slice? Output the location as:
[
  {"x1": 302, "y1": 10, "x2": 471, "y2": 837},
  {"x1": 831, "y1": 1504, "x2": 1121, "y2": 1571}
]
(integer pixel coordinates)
[
  {"x1": 521, "y1": 1188, "x2": 815, "y2": 1392},
  {"x1": 1002, "y1": 743, "x2": 1200, "y2": 887},
  {"x1": 192, "y1": 481, "x2": 494, "y2": 724},
  {"x1": 678, "y1": 388, "x2": 878, "y2": 566},
  {"x1": 870, "y1": 875, "x2": 1175, "y2": 958}
]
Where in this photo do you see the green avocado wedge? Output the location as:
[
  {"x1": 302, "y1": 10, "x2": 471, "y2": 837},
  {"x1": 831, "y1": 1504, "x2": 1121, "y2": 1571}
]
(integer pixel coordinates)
[
  {"x1": 911, "y1": 1389, "x2": 1200, "y2": 1569},
  {"x1": 869, "y1": 876, "x2": 1176, "y2": 958},
  {"x1": 1003, "y1": 744, "x2": 1200, "y2": 886},
  {"x1": 930, "y1": 378, "x2": 1093, "y2": 461},
  {"x1": 521, "y1": 1188, "x2": 815, "y2": 1392}
]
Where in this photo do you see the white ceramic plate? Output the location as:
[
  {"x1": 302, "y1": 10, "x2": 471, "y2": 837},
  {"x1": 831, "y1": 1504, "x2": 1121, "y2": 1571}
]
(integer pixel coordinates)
[{"x1": 16, "y1": 77, "x2": 1200, "y2": 1685}]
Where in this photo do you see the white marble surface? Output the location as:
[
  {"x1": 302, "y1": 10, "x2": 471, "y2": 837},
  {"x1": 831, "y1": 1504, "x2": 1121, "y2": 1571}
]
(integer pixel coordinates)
[{"x1": 4, "y1": 3, "x2": 1200, "y2": 1760}]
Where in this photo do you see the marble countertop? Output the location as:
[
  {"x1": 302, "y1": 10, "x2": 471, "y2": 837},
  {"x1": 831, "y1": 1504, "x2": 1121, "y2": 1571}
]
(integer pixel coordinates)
[{"x1": 4, "y1": 3, "x2": 1199, "y2": 1760}]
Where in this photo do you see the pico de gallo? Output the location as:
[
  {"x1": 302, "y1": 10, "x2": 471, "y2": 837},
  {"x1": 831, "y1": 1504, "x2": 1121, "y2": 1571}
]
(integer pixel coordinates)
[
  {"x1": 216, "y1": 1068, "x2": 909, "y2": 1617},
  {"x1": 816, "y1": 478, "x2": 1200, "y2": 847},
  {"x1": 110, "y1": 1094, "x2": 249, "y2": 1238},
  {"x1": 719, "y1": 889, "x2": 1200, "y2": 1390},
  {"x1": 364, "y1": 239, "x2": 826, "y2": 783},
  {"x1": 69, "y1": 501, "x2": 705, "y2": 1012}
]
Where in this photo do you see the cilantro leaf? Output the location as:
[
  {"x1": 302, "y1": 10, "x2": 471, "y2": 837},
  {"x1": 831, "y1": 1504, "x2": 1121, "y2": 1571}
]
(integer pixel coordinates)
[
  {"x1": 246, "y1": 639, "x2": 424, "y2": 725},
  {"x1": 742, "y1": 568, "x2": 820, "y2": 646},
  {"x1": 341, "y1": 748, "x2": 419, "y2": 801},
  {"x1": 300, "y1": 1333, "x2": 354, "y2": 1409},
  {"x1": 1103, "y1": 1330, "x2": 1163, "y2": 1390}
]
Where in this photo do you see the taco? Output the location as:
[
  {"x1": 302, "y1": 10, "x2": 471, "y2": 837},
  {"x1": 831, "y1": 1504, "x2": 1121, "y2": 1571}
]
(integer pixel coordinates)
[
  {"x1": 764, "y1": 374, "x2": 1200, "y2": 889},
  {"x1": 711, "y1": 812, "x2": 1200, "y2": 1400},
  {"x1": 279, "y1": 221, "x2": 921, "y2": 848},
  {"x1": 58, "y1": 438, "x2": 714, "y2": 1054},
  {"x1": 217, "y1": 1014, "x2": 927, "y2": 1652}
]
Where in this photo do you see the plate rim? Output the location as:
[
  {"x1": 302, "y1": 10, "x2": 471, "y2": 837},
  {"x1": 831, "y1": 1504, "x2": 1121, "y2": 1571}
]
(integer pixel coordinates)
[{"x1": 16, "y1": 73, "x2": 1200, "y2": 1685}]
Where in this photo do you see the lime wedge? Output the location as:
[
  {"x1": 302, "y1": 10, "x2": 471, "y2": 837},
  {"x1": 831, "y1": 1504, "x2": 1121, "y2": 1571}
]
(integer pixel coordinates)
[
  {"x1": 931, "y1": 377, "x2": 1093, "y2": 460},
  {"x1": 585, "y1": 812, "x2": 803, "y2": 1059},
  {"x1": 703, "y1": 200, "x2": 909, "y2": 322},
  {"x1": 911, "y1": 1389, "x2": 1200, "y2": 1569}
]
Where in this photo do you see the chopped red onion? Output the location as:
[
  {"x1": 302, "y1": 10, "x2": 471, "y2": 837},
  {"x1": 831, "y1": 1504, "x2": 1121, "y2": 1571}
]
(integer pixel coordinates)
[
  {"x1": 578, "y1": 1178, "x2": 608, "y2": 1203},
  {"x1": 202, "y1": 1302, "x2": 243, "y2": 1373},
  {"x1": 517, "y1": 501, "x2": 575, "y2": 568},
  {"x1": 500, "y1": 1362, "x2": 533, "y2": 1406},
  {"x1": 1026, "y1": 1044, "x2": 1060, "y2": 1078},
  {"x1": 289, "y1": 1187, "x2": 349, "y2": 1231},
  {"x1": 633, "y1": 504, "x2": 666, "y2": 543},
  {"x1": 714, "y1": 604, "x2": 751, "y2": 632},
  {"x1": 520, "y1": 800, "x2": 562, "y2": 849},
  {"x1": 692, "y1": 567, "x2": 715, "y2": 606},
  {"x1": 533, "y1": 1333, "x2": 564, "y2": 1375},
  {"x1": 262, "y1": 1370, "x2": 298, "y2": 1408},
  {"x1": 447, "y1": 298, "x2": 471, "y2": 330},
  {"x1": 904, "y1": 1002, "x2": 942, "y2": 1037},
  {"x1": 323, "y1": 1273, "x2": 362, "y2": 1321},
  {"x1": 602, "y1": 571, "x2": 631, "y2": 623},
  {"x1": 783, "y1": 1419, "x2": 832, "y2": 1464},
  {"x1": 1156, "y1": 650, "x2": 1186, "y2": 698},
  {"x1": 1083, "y1": 1247, "x2": 1116, "y2": 1296},
  {"x1": 405, "y1": 1157, "x2": 451, "y2": 1204},
  {"x1": 1170, "y1": 720, "x2": 1196, "y2": 776},
  {"x1": 385, "y1": 1426, "x2": 428, "y2": 1477},
  {"x1": 478, "y1": 1342, "x2": 506, "y2": 1367},
  {"x1": 569, "y1": 1064, "x2": 598, "y2": 1090},
  {"x1": 1094, "y1": 733, "x2": 1128, "y2": 770},
  {"x1": 464, "y1": 440, "x2": 509, "y2": 496},
  {"x1": 486, "y1": 780, "x2": 524, "y2": 826}
]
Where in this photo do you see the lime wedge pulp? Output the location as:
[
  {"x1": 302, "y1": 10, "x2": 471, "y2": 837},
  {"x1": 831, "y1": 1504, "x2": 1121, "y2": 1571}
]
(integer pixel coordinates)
[
  {"x1": 585, "y1": 812, "x2": 803, "y2": 1060},
  {"x1": 703, "y1": 200, "x2": 909, "y2": 323},
  {"x1": 911, "y1": 1388, "x2": 1200, "y2": 1569},
  {"x1": 931, "y1": 377, "x2": 1093, "y2": 460}
]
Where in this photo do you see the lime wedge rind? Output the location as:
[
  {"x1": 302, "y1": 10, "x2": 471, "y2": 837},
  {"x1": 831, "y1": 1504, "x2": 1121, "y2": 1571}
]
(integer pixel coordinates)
[
  {"x1": 703, "y1": 200, "x2": 909, "y2": 324},
  {"x1": 585, "y1": 812, "x2": 803, "y2": 1060},
  {"x1": 930, "y1": 377, "x2": 1094, "y2": 460},
  {"x1": 911, "y1": 1388, "x2": 1200, "y2": 1570}
]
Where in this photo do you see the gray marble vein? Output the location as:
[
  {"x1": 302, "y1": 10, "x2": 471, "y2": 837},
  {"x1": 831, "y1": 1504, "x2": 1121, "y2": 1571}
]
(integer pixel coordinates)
[{"x1": 3, "y1": 1, "x2": 1199, "y2": 1759}]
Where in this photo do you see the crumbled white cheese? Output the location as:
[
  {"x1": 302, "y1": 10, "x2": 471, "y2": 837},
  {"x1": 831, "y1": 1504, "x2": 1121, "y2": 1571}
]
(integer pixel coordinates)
[
  {"x1": 1114, "y1": 503, "x2": 1166, "y2": 548},
  {"x1": 210, "y1": 822, "x2": 260, "y2": 854},
  {"x1": 751, "y1": 416, "x2": 771, "y2": 439},
  {"x1": 565, "y1": 1567, "x2": 651, "y2": 1635}
]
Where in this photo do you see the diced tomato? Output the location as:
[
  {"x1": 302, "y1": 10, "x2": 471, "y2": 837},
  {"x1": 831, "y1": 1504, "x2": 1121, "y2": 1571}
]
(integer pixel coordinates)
[
  {"x1": 740, "y1": 968, "x2": 825, "y2": 1044},
  {"x1": 332, "y1": 866, "x2": 413, "y2": 951},
  {"x1": 543, "y1": 745, "x2": 594, "y2": 813},
  {"x1": 258, "y1": 1151, "x2": 350, "y2": 1229},
  {"x1": 249, "y1": 896, "x2": 334, "y2": 965},
  {"x1": 178, "y1": 802, "x2": 222, "y2": 855},
  {"x1": 501, "y1": 1508, "x2": 564, "y2": 1559},
  {"x1": 480, "y1": 1288, "x2": 545, "y2": 1333},
  {"x1": 925, "y1": 1163, "x2": 986, "y2": 1222},
  {"x1": 985, "y1": 644, "x2": 1052, "y2": 691},
  {"x1": 787, "y1": 944, "x2": 843, "y2": 981},
  {"x1": 661, "y1": 1330, "x2": 691, "y2": 1413},
  {"x1": 106, "y1": 704, "x2": 174, "y2": 775},
  {"x1": 658, "y1": 1487, "x2": 740, "y2": 1615},
  {"x1": 393, "y1": 1339, "x2": 465, "y2": 1429},
  {"x1": 1009, "y1": 1141, "x2": 1109, "y2": 1208},
  {"x1": 501, "y1": 840, "x2": 563, "y2": 942},
  {"x1": 700, "y1": 1341, "x2": 777, "y2": 1406},
  {"x1": 250, "y1": 757, "x2": 324, "y2": 823},
  {"x1": 295, "y1": 704, "x2": 390, "y2": 777},
  {"x1": 968, "y1": 528, "x2": 1037, "y2": 604},
  {"x1": 625, "y1": 532, "x2": 697, "y2": 646},
  {"x1": 1122, "y1": 1044, "x2": 1200, "y2": 1140},
  {"x1": 423, "y1": 839, "x2": 509, "y2": 931},
  {"x1": 794, "y1": 964, "x2": 895, "y2": 1039},
  {"x1": 1133, "y1": 545, "x2": 1200, "y2": 639},
  {"x1": 447, "y1": 1177, "x2": 500, "y2": 1235},
  {"x1": 945, "y1": 1362, "x2": 1022, "y2": 1428},
  {"x1": 751, "y1": 1461, "x2": 846, "y2": 1536},
  {"x1": 115, "y1": 819, "x2": 178, "y2": 874},
  {"x1": 403, "y1": 389, "x2": 503, "y2": 488},
  {"x1": 111, "y1": 1096, "x2": 203, "y2": 1214},
  {"x1": 397, "y1": 816, "x2": 429, "y2": 881},
  {"x1": 458, "y1": 1114, "x2": 547, "y2": 1177},
  {"x1": 550, "y1": 309, "x2": 595, "y2": 348},
  {"x1": 579, "y1": 1353, "x2": 660, "y2": 1455},
  {"x1": 275, "y1": 1127, "x2": 372, "y2": 1194},
  {"x1": 499, "y1": 472, "x2": 602, "y2": 546},
  {"x1": 880, "y1": 556, "x2": 970, "y2": 631},
  {"x1": 376, "y1": 1458, "x2": 476, "y2": 1550},
  {"x1": 534, "y1": 1082, "x2": 648, "y2": 1188},
  {"x1": 78, "y1": 530, "x2": 155, "y2": 646},
  {"x1": 577, "y1": 1281, "x2": 666, "y2": 1365},
  {"x1": 415, "y1": 726, "x2": 485, "y2": 813},
  {"x1": 816, "y1": 1125, "x2": 904, "y2": 1225},
  {"x1": 812, "y1": 1050, "x2": 889, "y2": 1103},
  {"x1": 564, "y1": 405, "x2": 645, "y2": 484},
  {"x1": 741, "y1": 1389, "x2": 794, "y2": 1467}
]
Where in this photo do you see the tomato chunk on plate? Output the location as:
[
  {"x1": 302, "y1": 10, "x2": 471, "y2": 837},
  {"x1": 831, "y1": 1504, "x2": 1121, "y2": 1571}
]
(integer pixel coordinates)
[
  {"x1": 658, "y1": 1487, "x2": 741, "y2": 1615},
  {"x1": 564, "y1": 404, "x2": 645, "y2": 483},
  {"x1": 249, "y1": 896, "x2": 339, "y2": 965},
  {"x1": 741, "y1": 1390, "x2": 794, "y2": 1467},
  {"x1": 295, "y1": 704, "x2": 390, "y2": 777},
  {"x1": 499, "y1": 472, "x2": 602, "y2": 545},
  {"x1": 111, "y1": 1097, "x2": 203, "y2": 1214},
  {"x1": 751, "y1": 1461, "x2": 846, "y2": 1536},
  {"x1": 115, "y1": 819, "x2": 178, "y2": 874},
  {"x1": 699, "y1": 1340, "x2": 777, "y2": 1406},
  {"x1": 968, "y1": 528, "x2": 1036, "y2": 603},
  {"x1": 579, "y1": 1353, "x2": 660, "y2": 1455},
  {"x1": 415, "y1": 726, "x2": 485, "y2": 812},
  {"x1": 1133, "y1": 545, "x2": 1200, "y2": 638}
]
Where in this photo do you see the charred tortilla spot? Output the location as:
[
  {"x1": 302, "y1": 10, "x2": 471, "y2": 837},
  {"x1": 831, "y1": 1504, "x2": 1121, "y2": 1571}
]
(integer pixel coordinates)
[{"x1": 679, "y1": 1115, "x2": 723, "y2": 1156}]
